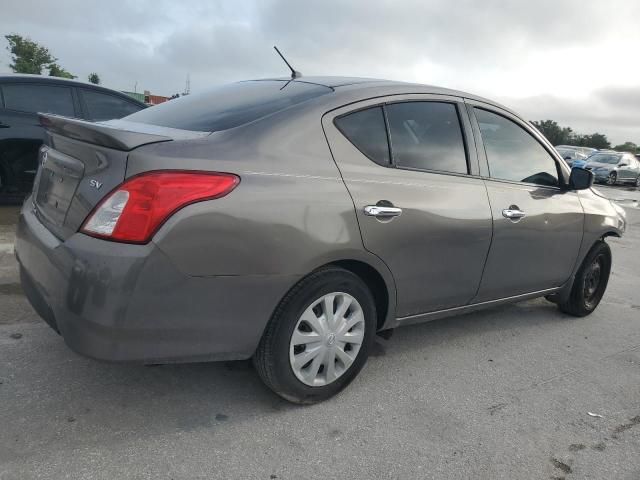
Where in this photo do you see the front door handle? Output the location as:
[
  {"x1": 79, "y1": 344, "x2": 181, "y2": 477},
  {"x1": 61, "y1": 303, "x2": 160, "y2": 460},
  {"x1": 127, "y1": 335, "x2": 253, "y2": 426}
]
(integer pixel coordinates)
[
  {"x1": 0, "y1": 122, "x2": 10, "y2": 128},
  {"x1": 502, "y1": 206, "x2": 526, "y2": 220},
  {"x1": 364, "y1": 205, "x2": 403, "y2": 218}
]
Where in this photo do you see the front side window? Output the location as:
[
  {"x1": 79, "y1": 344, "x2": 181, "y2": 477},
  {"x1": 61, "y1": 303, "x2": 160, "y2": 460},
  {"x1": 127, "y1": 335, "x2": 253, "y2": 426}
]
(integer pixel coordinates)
[
  {"x1": 475, "y1": 108, "x2": 559, "y2": 187},
  {"x1": 588, "y1": 153, "x2": 621, "y2": 165},
  {"x1": 334, "y1": 106, "x2": 390, "y2": 166},
  {"x1": 2, "y1": 83, "x2": 75, "y2": 116},
  {"x1": 81, "y1": 90, "x2": 143, "y2": 121},
  {"x1": 386, "y1": 102, "x2": 467, "y2": 174}
]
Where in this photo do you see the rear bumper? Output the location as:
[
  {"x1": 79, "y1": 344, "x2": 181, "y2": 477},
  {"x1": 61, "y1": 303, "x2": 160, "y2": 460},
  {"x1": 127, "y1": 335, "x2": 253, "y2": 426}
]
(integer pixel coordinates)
[{"x1": 15, "y1": 199, "x2": 298, "y2": 363}]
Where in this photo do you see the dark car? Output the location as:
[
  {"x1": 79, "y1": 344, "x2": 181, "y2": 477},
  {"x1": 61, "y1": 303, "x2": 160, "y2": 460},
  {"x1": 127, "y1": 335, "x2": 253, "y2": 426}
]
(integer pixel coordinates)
[
  {"x1": 16, "y1": 77, "x2": 626, "y2": 404},
  {"x1": 0, "y1": 74, "x2": 146, "y2": 203}
]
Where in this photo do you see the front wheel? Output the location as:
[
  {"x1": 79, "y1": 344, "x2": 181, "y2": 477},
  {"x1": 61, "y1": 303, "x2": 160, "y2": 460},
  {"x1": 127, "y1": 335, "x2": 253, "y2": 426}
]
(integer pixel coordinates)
[
  {"x1": 558, "y1": 241, "x2": 611, "y2": 317},
  {"x1": 253, "y1": 267, "x2": 377, "y2": 404},
  {"x1": 607, "y1": 171, "x2": 617, "y2": 185}
]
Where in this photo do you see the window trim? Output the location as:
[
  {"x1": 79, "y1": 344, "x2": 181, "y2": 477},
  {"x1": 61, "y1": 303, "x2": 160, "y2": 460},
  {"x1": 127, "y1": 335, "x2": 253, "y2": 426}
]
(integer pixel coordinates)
[
  {"x1": 332, "y1": 97, "x2": 473, "y2": 178},
  {"x1": 78, "y1": 87, "x2": 143, "y2": 121},
  {"x1": 467, "y1": 101, "x2": 569, "y2": 191},
  {"x1": 0, "y1": 82, "x2": 78, "y2": 117}
]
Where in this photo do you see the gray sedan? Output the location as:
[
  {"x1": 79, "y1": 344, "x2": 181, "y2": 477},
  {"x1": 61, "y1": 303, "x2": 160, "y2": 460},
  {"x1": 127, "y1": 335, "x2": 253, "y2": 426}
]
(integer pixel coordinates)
[
  {"x1": 15, "y1": 77, "x2": 626, "y2": 403},
  {"x1": 585, "y1": 152, "x2": 640, "y2": 186}
]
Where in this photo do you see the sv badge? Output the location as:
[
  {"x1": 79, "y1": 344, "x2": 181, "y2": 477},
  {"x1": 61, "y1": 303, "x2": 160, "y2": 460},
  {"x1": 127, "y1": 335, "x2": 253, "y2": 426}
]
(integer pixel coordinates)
[{"x1": 89, "y1": 179, "x2": 103, "y2": 190}]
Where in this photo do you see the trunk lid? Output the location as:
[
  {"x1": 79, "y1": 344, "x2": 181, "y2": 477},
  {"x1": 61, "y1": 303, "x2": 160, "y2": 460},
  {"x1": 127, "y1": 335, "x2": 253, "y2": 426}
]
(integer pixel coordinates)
[{"x1": 33, "y1": 114, "x2": 206, "y2": 240}]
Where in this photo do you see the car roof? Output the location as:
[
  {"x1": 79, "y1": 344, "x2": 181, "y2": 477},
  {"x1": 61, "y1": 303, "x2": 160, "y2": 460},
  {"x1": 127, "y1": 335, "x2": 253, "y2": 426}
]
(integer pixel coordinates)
[
  {"x1": 259, "y1": 75, "x2": 485, "y2": 96},
  {"x1": 250, "y1": 75, "x2": 513, "y2": 113},
  {"x1": 0, "y1": 73, "x2": 146, "y2": 105}
]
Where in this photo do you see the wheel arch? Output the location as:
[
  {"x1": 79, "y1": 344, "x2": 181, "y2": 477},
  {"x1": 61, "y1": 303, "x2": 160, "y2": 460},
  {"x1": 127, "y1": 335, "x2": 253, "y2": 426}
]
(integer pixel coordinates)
[
  {"x1": 327, "y1": 259, "x2": 393, "y2": 331},
  {"x1": 601, "y1": 230, "x2": 621, "y2": 239}
]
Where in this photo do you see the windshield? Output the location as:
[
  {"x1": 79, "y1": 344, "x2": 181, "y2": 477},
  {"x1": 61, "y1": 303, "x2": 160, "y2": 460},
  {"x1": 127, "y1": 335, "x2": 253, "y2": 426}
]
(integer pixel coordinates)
[
  {"x1": 124, "y1": 80, "x2": 331, "y2": 132},
  {"x1": 588, "y1": 153, "x2": 621, "y2": 164}
]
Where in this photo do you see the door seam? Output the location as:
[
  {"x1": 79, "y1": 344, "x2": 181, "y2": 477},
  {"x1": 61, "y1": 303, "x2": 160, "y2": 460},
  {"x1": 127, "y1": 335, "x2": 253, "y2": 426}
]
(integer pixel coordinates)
[{"x1": 320, "y1": 118, "x2": 400, "y2": 307}]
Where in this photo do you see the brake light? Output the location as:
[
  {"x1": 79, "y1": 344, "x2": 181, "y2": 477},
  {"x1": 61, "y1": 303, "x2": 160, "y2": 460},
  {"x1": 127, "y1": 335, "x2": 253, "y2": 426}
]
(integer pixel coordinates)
[{"x1": 81, "y1": 171, "x2": 239, "y2": 244}]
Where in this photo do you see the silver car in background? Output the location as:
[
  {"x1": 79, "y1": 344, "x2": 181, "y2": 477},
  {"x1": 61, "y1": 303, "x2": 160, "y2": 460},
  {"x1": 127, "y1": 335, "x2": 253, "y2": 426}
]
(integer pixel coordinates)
[
  {"x1": 585, "y1": 152, "x2": 640, "y2": 186},
  {"x1": 556, "y1": 145, "x2": 598, "y2": 167},
  {"x1": 556, "y1": 146, "x2": 589, "y2": 167},
  {"x1": 15, "y1": 77, "x2": 626, "y2": 403}
]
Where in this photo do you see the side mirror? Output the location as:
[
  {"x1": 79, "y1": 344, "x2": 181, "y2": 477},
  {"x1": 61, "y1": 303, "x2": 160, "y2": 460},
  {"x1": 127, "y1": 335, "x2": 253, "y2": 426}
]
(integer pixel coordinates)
[{"x1": 568, "y1": 167, "x2": 594, "y2": 190}]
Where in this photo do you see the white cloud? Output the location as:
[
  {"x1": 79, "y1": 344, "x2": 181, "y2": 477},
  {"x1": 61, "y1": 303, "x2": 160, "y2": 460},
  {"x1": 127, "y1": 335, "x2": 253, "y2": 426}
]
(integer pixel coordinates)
[{"x1": 1, "y1": 0, "x2": 638, "y2": 143}]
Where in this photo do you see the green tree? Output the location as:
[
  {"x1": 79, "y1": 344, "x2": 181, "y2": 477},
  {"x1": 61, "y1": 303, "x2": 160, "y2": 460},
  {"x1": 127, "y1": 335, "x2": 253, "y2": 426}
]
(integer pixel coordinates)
[
  {"x1": 613, "y1": 141, "x2": 638, "y2": 153},
  {"x1": 4, "y1": 34, "x2": 55, "y2": 74},
  {"x1": 48, "y1": 63, "x2": 76, "y2": 79},
  {"x1": 88, "y1": 72, "x2": 100, "y2": 85},
  {"x1": 530, "y1": 120, "x2": 573, "y2": 145},
  {"x1": 573, "y1": 133, "x2": 611, "y2": 150}
]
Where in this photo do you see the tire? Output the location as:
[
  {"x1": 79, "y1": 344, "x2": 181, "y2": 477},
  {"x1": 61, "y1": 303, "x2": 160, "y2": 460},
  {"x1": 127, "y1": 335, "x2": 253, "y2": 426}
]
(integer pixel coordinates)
[
  {"x1": 253, "y1": 266, "x2": 377, "y2": 404},
  {"x1": 635, "y1": 175, "x2": 640, "y2": 188},
  {"x1": 607, "y1": 171, "x2": 617, "y2": 185},
  {"x1": 558, "y1": 241, "x2": 611, "y2": 317}
]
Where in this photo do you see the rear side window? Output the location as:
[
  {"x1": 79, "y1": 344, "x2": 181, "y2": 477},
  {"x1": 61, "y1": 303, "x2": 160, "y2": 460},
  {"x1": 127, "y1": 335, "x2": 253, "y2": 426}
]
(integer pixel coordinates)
[
  {"x1": 124, "y1": 80, "x2": 331, "y2": 132},
  {"x1": 81, "y1": 90, "x2": 143, "y2": 121},
  {"x1": 475, "y1": 108, "x2": 559, "y2": 187},
  {"x1": 2, "y1": 83, "x2": 75, "y2": 116},
  {"x1": 334, "y1": 107, "x2": 390, "y2": 166},
  {"x1": 386, "y1": 102, "x2": 468, "y2": 174}
]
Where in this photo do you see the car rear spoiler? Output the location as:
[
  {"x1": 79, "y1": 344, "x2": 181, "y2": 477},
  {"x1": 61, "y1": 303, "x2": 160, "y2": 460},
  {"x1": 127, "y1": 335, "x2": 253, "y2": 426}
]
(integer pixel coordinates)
[{"x1": 39, "y1": 113, "x2": 172, "y2": 151}]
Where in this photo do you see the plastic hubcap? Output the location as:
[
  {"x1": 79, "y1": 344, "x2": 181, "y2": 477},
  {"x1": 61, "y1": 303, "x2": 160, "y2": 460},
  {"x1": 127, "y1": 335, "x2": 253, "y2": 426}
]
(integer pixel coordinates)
[{"x1": 289, "y1": 292, "x2": 365, "y2": 387}]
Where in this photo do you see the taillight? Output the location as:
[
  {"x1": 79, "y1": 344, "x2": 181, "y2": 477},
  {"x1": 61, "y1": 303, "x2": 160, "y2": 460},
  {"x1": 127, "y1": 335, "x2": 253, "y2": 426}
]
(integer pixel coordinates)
[{"x1": 81, "y1": 170, "x2": 239, "y2": 244}]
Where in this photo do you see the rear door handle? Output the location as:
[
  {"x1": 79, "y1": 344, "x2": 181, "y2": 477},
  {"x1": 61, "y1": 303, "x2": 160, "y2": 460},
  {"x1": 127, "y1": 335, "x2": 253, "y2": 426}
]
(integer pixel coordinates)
[
  {"x1": 0, "y1": 122, "x2": 10, "y2": 128},
  {"x1": 364, "y1": 205, "x2": 403, "y2": 218},
  {"x1": 502, "y1": 207, "x2": 526, "y2": 220}
]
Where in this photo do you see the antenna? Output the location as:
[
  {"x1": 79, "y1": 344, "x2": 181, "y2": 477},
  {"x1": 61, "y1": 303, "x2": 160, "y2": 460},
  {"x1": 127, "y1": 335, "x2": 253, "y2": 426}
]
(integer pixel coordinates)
[{"x1": 273, "y1": 46, "x2": 302, "y2": 79}]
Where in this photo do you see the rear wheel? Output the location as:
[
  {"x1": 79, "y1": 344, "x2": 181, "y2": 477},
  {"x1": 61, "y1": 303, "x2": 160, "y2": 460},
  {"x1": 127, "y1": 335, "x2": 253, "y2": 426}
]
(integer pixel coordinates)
[
  {"x1": 607, "y1": 171, "x2": 617, "y2": 185},
  {"x1": 558, "y1": 241, "x2": 611, "y2": 317},
  {"x1": 635, "y1": 175, "x2": 640, "y2": 188},
  {"x1": 253, "y1": 267, "x2": 376, "y2": 404}
]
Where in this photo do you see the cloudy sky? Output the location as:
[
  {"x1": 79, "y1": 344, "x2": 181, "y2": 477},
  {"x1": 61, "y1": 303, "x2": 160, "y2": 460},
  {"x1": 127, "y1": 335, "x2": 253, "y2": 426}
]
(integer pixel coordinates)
[{"x1": 1, "y1": 0, "x2": 639, "y2": 144}]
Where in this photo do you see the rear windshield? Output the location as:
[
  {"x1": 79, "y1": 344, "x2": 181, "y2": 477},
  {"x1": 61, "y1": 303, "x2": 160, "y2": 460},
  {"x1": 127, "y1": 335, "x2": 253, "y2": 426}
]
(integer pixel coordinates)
[{"x1": 124, "y1": 80, "x2": 331, "y2": 132}]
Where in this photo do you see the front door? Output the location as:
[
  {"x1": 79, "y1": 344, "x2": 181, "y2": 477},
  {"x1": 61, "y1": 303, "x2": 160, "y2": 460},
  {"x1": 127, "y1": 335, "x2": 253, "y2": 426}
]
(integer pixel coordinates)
[
  {"x1": 469, "y1": 104, "x2": 584, "y2": 302},
  {"x1": 323, "y1": 96, "x2": 493, "y2": 318}
]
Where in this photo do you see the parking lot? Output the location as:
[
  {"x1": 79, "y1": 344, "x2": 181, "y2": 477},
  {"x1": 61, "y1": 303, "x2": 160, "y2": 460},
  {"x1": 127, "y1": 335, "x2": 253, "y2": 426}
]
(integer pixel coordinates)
[{"x1": 0, "y1": 185, "x2": 639, "y2": 480}]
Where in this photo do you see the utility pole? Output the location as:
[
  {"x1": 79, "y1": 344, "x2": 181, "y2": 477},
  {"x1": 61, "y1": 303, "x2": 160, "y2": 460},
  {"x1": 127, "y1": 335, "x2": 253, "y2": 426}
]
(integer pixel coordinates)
[{"x1": 183, "y1": 73, "x2": 191, "y2": 96}]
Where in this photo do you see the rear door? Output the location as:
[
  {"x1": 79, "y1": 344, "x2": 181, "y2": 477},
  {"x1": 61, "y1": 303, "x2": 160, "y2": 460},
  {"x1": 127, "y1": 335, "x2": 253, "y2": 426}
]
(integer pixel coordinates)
[
  {"x1": 323, "y1": 95, "x2": 493, "y2": 318},
  {"x1": 468, "y1": 102, "x2": 584, "y2": 302},
  {"x1": 0, "y1": 82, "x2": 79, "y2": 199}
]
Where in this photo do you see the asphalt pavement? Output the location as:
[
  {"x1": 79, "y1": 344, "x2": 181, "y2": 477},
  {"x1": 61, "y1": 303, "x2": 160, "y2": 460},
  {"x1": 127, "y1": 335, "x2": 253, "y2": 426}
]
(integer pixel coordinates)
[{"x1": 1, "y1": 186, "x2": 639, "y2": 479}]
